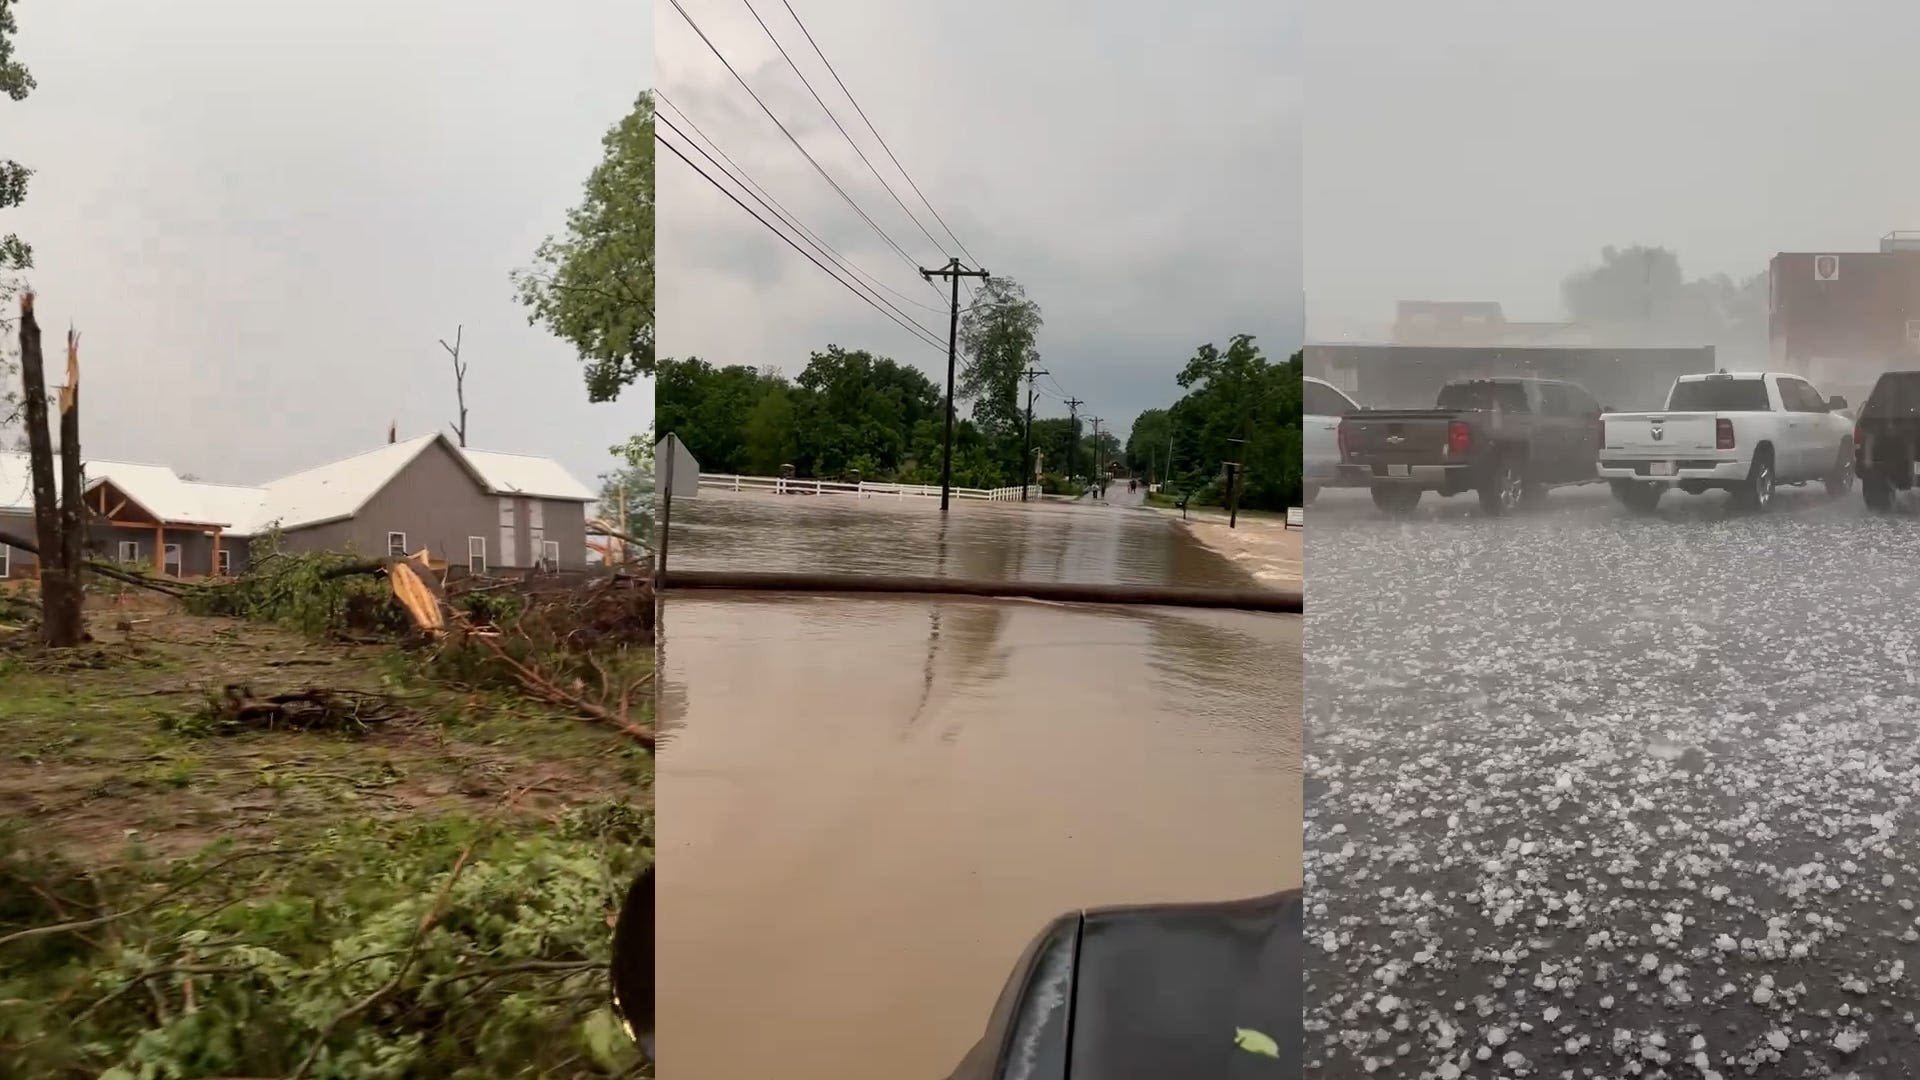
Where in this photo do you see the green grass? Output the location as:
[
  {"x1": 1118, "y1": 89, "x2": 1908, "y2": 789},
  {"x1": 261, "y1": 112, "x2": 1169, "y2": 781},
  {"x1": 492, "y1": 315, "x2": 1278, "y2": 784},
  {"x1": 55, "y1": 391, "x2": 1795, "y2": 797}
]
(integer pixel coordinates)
[{"x1": 0, "y1": 609, "x2": 652, "y2": 1078}]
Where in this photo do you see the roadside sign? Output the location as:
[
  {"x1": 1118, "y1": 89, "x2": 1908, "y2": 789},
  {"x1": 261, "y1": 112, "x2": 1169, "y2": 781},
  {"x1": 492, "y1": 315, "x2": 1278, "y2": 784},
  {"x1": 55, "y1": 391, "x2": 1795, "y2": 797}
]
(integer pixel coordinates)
[
  {"x1": 655, "y1": 433, "x2": 701, "y2": 499},
  {"x1": 1286, "y1": 507, "x2": 1304, "y2": 529},
  {"x1": 1813, "y1": 255, "x2": 1840, "y2": 282}
]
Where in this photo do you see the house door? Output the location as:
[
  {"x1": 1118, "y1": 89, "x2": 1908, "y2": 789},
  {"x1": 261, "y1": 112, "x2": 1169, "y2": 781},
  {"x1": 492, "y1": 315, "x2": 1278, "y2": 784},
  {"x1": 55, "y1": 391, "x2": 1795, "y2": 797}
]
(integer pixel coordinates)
[
  {"x1": 498, "y1": 498, "x2": 519, "y2": 567},
  {"x1": 528, "y1": 502, "x2": 546, "y2": 569}
]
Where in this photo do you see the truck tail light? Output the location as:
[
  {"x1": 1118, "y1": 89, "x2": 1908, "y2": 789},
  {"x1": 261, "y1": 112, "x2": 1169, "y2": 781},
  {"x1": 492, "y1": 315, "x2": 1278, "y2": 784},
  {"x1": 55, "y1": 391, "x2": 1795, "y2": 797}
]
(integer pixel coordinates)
[
  {"x1": 1715, "y1": 418, "x2": 1735, "y2": 451},
  {"x1": 1854, "y1": 423, "x2": 1866, "y2": 454},
  {"x1": 1447, "y1": 421, "x2": 1471, "y2": 455}
]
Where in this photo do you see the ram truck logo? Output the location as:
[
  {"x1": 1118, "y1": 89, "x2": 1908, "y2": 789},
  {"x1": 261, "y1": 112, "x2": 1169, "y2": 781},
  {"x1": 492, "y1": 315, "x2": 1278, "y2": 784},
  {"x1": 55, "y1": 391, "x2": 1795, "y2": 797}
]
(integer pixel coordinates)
[{"x1": 1651, "y1": 427, "x2": 1664, "y2": 441}]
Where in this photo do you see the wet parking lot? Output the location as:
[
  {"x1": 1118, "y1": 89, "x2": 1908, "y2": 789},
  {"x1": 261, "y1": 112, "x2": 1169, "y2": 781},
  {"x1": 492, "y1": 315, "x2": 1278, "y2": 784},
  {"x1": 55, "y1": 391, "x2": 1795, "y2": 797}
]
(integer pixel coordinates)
[{"x1": 1307, "y1": 483, "x2": 1920, "y2": 1078}]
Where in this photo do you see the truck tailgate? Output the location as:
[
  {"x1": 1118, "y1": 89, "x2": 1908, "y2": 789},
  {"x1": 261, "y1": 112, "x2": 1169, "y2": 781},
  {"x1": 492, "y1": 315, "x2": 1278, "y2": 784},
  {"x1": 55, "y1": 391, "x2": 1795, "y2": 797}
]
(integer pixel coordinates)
[
  {"x1": 1340, "y1": 411, "x2": 1455, "y2": 464},
  {"x1": 1602, "y1": 412, "x2": 1718, "y2": 456}
]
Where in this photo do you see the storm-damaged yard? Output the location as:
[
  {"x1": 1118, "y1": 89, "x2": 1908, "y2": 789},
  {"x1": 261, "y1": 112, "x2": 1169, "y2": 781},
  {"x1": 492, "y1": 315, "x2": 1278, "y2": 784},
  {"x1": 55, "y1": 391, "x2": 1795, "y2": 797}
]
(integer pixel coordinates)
[
  {"x1": 1307, "y1": 489, "x2": 1920, "y2": 1080},
  {"x1": 0, "y1": 549, "x2": 654, "y2": 1078}
]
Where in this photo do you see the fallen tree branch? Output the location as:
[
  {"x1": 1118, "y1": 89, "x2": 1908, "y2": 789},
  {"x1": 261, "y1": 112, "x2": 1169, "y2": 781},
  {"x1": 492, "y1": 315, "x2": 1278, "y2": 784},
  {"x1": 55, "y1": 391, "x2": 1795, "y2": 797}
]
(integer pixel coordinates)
[
  {"x1": 0, "y1": 529, "x2": 195, "y2": 598},
  {"x1": 0, "y1": 849, "x2": 292, "y2": 954}
]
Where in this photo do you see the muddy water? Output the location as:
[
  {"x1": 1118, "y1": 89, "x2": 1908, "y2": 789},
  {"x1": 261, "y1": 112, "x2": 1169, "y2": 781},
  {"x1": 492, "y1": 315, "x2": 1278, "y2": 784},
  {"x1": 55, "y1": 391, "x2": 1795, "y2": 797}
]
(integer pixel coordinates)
[{"x1": 655, "y1": 494, "x2": 1299, "y2": 1080}]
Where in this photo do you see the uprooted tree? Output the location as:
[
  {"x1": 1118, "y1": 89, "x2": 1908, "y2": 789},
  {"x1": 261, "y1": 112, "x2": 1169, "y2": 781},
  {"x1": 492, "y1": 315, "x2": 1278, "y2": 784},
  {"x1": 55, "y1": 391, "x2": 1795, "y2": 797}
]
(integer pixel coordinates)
[{"x1": 15, "y1": 293, "x2": 85, "y2": 646}]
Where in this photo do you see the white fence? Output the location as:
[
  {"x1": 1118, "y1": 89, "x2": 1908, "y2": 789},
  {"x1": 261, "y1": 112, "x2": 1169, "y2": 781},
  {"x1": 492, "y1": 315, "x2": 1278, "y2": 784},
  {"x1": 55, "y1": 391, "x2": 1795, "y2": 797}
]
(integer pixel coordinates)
[{"x1": 699, "y1": 474, "x2": 1028, "y2": 502}]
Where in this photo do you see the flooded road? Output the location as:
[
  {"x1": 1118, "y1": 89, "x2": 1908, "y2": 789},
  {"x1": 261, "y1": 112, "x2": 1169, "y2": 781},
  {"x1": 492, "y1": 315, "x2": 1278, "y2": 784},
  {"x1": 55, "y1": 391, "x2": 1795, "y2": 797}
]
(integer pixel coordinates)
[{"x1": 655, "y1": 494, "x2": 1299, "y2": 1079}]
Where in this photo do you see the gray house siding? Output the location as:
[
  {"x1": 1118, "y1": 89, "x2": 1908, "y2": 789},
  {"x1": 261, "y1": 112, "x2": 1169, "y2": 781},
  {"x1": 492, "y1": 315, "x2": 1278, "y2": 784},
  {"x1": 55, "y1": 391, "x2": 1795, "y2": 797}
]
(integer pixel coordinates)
[
  {"x1": 535, "y1": 498, "x2": 587, "y2": 568},
  {"x1": 0, "y1": 509, "x2": 36, "y2": 580},
  {"x1": 272, "y1": 443, "x2": 591, "y2": 571}
]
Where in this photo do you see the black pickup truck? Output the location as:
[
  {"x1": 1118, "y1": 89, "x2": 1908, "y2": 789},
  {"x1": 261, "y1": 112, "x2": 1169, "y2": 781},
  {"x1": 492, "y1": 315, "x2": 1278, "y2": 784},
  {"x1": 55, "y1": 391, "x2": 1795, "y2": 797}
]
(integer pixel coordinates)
[
  {"x1": 1337, "y1": 377, "x2": 1605, "y2": 516},
  {"x1": 1853, "y1": 370, "x2": 1920, "y2": 512}
]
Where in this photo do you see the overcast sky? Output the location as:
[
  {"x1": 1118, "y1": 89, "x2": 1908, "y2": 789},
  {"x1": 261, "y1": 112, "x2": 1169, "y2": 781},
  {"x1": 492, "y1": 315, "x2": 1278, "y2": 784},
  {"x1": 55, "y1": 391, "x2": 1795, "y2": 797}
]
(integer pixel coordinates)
[
  {"x1": 7, "y1": 0, "x2": 651, "y2": 489},
  {"x1": 1307, "y1": 0, "x2": 1920, "y2": 341},
  {"x1": 656, "y1": 0, "x2": 1300, "y2": 445}
]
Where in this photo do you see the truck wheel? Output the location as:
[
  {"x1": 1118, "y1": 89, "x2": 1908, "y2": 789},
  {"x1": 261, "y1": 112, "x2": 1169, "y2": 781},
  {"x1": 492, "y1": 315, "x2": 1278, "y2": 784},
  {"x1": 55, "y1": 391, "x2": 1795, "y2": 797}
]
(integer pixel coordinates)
[
  {"x1": 1732, "y1": 449, "x2": 1775, "y2": 511},
  {"x1": 1610, "y1": 479, "x2": 1663, "y2": 514},
  {"x1": 1477, "y1": 459, "x2": 1524, "y2": 516},
  {"x1": 1824, "y1": 443, "x2": 1855, "y2": 497},
  {"x1": 1370, "y1": 486, "x2": 1420, "y2": 517},
  {"x1": 1863, "y1": 471, "x2": 1895, "y2": 512}
]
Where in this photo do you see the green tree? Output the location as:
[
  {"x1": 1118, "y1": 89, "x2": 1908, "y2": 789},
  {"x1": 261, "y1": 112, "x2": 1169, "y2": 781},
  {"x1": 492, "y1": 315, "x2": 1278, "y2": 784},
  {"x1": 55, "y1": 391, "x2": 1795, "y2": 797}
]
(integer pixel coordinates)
[
  {"x1": 957, "y1": 276, "x2": 1042, "y2": 470},
  {"x1": 1125, "y1": 408, "x2": 1173, "y2": 479},
  {"x1": 515, "y1": 92, "x2": 654, "y2": 403},
  {"x1": 1161, "y1": 337, "x2": 1303, "y2": 510},
  {"x1": 600, "y1": 430, "x2": 654, "y2": 549},
  {"x1": 653, "y1": 357, "x2": 787, "y2": 473},
  {"x1": 741, "y1": 386, "x2": 798, "y2": 475},
  {"x1": 2, "y1": 0, "x2": 34, "y2": 424},
  {"x1": 791, "y1": 346, "x2": 941, "y2": 478}
]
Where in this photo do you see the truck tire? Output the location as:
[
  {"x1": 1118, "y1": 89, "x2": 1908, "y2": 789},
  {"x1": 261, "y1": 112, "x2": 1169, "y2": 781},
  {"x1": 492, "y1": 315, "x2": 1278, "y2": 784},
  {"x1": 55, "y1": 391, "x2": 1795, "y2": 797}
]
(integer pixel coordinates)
[
  {"x1": 1863, "y1": 471, "x2": 1896, "y2": 512},
  {"x1": 1731, "y1": 448, "x2": 1775, "y2": 511},
  {"x1": 1477, "y1": 458, "x2": 1524, "y2": 516},
  {"x1": 1370, "y1": 486, "x2": 1420, "y2": 517},
  {"x1": 1610, "y1": 479, "x2": 1663, "y2": 514},
  {"x1": 1824, "y1": 442, "x2": 1855, "y2": 497}
]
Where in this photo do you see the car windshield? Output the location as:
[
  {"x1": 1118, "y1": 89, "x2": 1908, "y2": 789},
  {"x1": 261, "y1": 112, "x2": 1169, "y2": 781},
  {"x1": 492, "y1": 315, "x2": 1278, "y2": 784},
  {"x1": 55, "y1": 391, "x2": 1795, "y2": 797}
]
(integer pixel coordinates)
[
  {"x1": 1666, "y1": 378, "x2": 1769, "y2": 412},
  {"x1": 1436, "y1": 381, "x2": 1528, "y2": 412},
  {"x1": 1863, "y1": 374, "x2": 1920, "y2": 418}
]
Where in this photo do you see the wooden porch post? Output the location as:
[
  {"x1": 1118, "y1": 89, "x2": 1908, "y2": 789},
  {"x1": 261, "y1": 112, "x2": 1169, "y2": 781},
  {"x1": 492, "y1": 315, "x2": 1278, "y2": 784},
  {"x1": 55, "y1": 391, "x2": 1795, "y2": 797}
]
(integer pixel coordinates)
[
  {"x1": 153, "y1": 525, "x2": 164, "y2": 576},
  {"x1": 211, "y1": 528, "x2": 222, "y2": 577}
]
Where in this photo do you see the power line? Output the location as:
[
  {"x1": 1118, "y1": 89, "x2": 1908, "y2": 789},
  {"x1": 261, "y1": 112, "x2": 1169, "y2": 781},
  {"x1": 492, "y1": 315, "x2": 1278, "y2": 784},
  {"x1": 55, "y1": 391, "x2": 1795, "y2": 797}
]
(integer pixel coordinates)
[
  {"x1": 779, "y1": 0, "x2": 981, "y2": 268},
  {"x1": 740, "y1": 0, "x2": 952, "y2": 265},
  {"x1": 655, "y1": 93, "x2": 943, "y2": 315},
  {"x1": 658, "y1": 130, "x2": 946, "y2": 353},
  {"x1": 655, "y1": 105, "x2": 946, "y2": 332},
  {"x1": 666, "y1": 0, "x2": 928, "y2": 279}
]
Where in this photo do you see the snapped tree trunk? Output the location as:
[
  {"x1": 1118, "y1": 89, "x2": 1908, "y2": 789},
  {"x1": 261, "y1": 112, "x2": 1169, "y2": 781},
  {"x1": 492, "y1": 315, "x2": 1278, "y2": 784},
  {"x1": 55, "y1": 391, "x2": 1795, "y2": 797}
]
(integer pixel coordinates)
[
  {"x1": 16, "y1": 294, "x2": 85, "y2": 647},
  {"x1": 57, "y1": 329, "x2": 85, "y2": 611}
]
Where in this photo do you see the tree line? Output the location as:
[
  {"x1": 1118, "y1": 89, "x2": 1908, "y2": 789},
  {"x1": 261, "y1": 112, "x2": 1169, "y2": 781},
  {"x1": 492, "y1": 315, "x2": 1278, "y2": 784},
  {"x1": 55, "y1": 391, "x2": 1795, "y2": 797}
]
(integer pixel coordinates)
[{"x1": 1125, "y1": 337, "x2": 1304, "y2": 512}]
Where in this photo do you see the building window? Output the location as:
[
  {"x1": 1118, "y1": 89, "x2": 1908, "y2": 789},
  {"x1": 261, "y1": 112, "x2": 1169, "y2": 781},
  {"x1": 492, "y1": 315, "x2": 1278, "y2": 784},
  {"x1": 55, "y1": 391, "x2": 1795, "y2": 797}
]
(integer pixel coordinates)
[
  {"x1": 117, "y1": 540, "x2": 140, "y2": 563},
  {"x1": 466, "y1": 536, "x2": 487, "y2": 574},
  {"x1": 215, "y1": 548, "x2": 231, "y2": 577},
  {"x1": 0, "y1": 544, "x2": 9, "y2": 579},
  {"x1": 163, "y1": 544, "x2": 182, "y2": 578},
  {"x1": 540, "y1": 539, "x2": 560, "y2": 569},
  {"x1": 387, "y1": 532, "x2": 408, "y2": 558}
]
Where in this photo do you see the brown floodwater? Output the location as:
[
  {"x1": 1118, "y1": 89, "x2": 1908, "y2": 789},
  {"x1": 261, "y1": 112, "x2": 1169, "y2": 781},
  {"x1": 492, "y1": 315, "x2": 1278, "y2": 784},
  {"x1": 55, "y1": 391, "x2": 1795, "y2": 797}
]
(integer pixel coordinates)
[{"x1": 655, "y1": 493, "x2": 1299, "y2": 1079}]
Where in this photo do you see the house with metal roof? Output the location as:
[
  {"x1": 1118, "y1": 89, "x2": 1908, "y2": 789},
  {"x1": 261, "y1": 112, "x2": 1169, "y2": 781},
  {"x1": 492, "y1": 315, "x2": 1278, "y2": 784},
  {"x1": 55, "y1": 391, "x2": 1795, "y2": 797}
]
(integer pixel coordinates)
[{"x1": 0, "y1": 433, "x2": 597, "y2": 581}]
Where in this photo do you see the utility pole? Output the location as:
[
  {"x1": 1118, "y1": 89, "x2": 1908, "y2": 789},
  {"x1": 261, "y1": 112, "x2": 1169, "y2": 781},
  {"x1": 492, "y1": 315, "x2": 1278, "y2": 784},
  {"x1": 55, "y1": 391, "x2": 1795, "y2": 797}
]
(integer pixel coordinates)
[
  {"x1": 1063, "y1": 396, "x2": 1084, "y2": 491},
  {"x1": 920, "y1": 257, "x2": 991, "y2": 513},
  {"x1": 1090, "y1": 413, "x2": 1105, "y2": 499},
  {"x1": 1020, "y1": 366, "x2": 1048, "y2": 502}
]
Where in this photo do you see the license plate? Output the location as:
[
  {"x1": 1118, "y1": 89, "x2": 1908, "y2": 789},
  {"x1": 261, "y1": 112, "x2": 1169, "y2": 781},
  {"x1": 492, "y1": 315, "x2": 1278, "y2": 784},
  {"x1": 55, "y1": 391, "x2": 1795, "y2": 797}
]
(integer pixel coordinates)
[
  {"x1": 1386, "y1": 464, "x2": 1410, "y2": 477},
  {"x1": 1649, "y1": 462, "x2": 1674, "y2": 476}
]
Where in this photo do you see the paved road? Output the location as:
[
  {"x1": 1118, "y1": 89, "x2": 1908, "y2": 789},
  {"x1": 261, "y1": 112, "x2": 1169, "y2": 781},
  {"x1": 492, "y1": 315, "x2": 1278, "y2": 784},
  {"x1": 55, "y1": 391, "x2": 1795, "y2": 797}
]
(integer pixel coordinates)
[
  {"x1": 659, "y1": 492, "x2": 1300, "y2": 1079},
  {"x1": 1307, "y1": 482, "x2": 1920, "y2": 1079}
]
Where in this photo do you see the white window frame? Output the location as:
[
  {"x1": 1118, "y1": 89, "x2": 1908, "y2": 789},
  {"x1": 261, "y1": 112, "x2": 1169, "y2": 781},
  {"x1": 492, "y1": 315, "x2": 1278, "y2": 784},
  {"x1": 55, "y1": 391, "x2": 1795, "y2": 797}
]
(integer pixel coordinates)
[
  {"x1": 118, "y1": 540, "x2": 141, "y2": 563},
  {"x1": 466, "y1": 536, "x2": 487, "y2": 574},
  {"x1": 215, "y1": 548, "x2": 231, "y2": 577},
  {"x1": 387, "y1": 531, "x2": 409, "y2": 558},
  {"x1": 163, "y1": 543, "x2": 182, "y2": 577},
  {"x1": 540, "y1": 539, "x2": 560, "y2": 569},
  {"x1": 0, "y1": 543, "x2": 10, "y2": 579}
]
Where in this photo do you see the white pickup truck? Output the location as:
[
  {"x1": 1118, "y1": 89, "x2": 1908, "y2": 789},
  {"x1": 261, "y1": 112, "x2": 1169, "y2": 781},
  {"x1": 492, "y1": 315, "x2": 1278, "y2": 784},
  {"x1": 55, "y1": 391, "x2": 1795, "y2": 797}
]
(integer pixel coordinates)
[{"x1": 1597, "y1": 371, "x2": 1855, "y2": 512}]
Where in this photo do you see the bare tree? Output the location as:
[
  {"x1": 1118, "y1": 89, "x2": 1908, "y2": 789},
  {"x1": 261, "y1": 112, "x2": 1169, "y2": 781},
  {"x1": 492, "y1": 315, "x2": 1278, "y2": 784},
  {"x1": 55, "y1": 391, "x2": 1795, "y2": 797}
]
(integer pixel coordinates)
[
  {"x1": 441, "y1": 324, "x2": 468, "y2": 447},
  {"x1": 16, "y1": 292, "x2": 83, "y2": 646}
]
